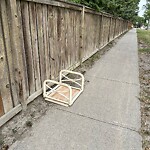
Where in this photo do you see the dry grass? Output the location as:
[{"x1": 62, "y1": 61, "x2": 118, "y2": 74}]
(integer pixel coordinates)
[
  {"x1": 137, "y1": 29, "x2": 150, "y2": 44},
  {"x1": 137, "y1": 29, "x2": 150, "y2": 52}
]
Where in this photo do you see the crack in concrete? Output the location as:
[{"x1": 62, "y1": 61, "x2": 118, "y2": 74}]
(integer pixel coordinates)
[
  {"x1": 85, "y1": 75, "x2": 140, "y2": 86},
  {"x1": 56, "y1": 107, "x2": 139, "y2": 134}
]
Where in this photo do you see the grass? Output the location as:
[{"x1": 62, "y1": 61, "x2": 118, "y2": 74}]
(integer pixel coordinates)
[
  {"x1": 139, "y1": 48, "x2": 150, "y2": 52},
  {"x1": 137, "y1": 29, "x2": 150, "y2": 53}
]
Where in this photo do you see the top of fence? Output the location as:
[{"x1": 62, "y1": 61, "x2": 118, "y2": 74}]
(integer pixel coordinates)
[{"x1": 22, "y1": 0, "x2": 126, "y2": 20}]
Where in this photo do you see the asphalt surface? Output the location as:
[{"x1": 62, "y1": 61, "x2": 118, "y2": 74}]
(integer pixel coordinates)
[{"x1": 10, "y1": 29, "x2": 142, "y2": 150}]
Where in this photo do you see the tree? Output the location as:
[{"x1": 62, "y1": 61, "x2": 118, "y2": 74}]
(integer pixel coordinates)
[
  {"x1": 69, "y1": 0, "x2": 140, "y2": 21},
  {"x1": 134, "y1": 16, "x2": 145, "y2": 27},
  {"x1": 144, "y1": 0, "x2": 150, "y2": 29}
]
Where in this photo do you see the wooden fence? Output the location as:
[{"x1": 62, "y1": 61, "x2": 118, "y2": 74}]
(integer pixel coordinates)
[{"x1": 0, "y1": 0, "x2": 129, "y2": 127}]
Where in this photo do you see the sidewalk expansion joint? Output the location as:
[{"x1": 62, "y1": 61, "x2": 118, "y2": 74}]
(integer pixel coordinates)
[
  {"x1": 86, "y1": 75, "x2": 140, "y2": 86},
  {"x1": 56, "y1": 107, "x2": 139, "y2": 134}
]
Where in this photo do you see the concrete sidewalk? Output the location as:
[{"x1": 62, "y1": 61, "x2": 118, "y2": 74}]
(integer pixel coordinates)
[{"x1": 10, "y1": 29, "x2": 142, "y2": 150}]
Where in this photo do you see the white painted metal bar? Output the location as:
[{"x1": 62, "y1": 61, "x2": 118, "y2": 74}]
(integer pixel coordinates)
[{"x1": 43, "y1": 70, "x2": 85, "y2": 106}]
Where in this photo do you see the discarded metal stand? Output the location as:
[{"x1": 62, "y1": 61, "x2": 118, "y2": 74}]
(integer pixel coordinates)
[{"x1": 43, "y1": 70, "x2": 84, "y2": 107}]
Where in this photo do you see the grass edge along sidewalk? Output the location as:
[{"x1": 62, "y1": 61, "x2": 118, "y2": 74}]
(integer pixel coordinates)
[{"x1": 137, "y1": 29, "x2": 150, "y2": 150}]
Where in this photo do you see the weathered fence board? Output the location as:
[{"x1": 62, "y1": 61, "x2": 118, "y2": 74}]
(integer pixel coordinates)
[
  {"x1": 42, "y1": 5, "x2": 50, "y2": 79},
  {"x1": 20, "y1": 1, "x2": 36, "y2": 95},
  {"x1": 0, "y1": 0, "x2": 129, "y2": 127},
  {"x1": 0, "y1": 94, "x2": 4, "y2": 117},
  {"x1": 0, "y1": 0, "x2": 19, "y2": 107},
  {"x1": 29, "y1": 2, "x2": 41, "y2": 90},
  {"x1": 0, "y1": 16, "x2": 13, "y2": 113},
  {"x1": 17, "y1": 0, "x2": 30, "y2": 99}
]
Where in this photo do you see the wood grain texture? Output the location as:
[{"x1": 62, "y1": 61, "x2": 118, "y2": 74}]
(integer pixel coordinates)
[
  {"x1": 49, "y1": 85, "x2": 80, "y2": 102},
  {"x1": 43, "y1": 5, "x2": 50, "y2": 79},
  {"x1": 6, "y1": 0, "x2": 28, "y2": 109},
  {"x1": 20, "y1": 1, "x2": 35, "y2": 95},
  {"x1": 29, "y1": 2, "x2": 41, "y2": 90},
  {"x1": 17, "y1": 0, "x2": 29, "y2": 98},
  {"x1": 0, "y1": 93, "x2": 4, "y2": 117},
  {"x1": 0, "y1": 0, "x2": 19, "y2": 107},
  {"x1": 36, "y1": 3, "x2": 46, "y2": 84},
  {"x1": 0, "y1": 13, "x2": 13, "y2": 113},
  {"x1": 48, "y1": 5, "x2": 55, "y2": 79}
]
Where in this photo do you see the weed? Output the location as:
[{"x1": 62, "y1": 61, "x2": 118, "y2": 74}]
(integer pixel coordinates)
[
  {"x1": 25, "y1": 121, "x2": 33, "y2": 127},
  {"x1": 139, "y1": 48, "x2": 150, "y2": 53},
  {"x1": 137, "y1": 29, "x2": 150, "y2": 47},
  {"x1": 12, "y1": 128, "x2": 17, "y2": 134},
  {"x1": 0, "y1": 139, "x2": 3, "y2": 146}
]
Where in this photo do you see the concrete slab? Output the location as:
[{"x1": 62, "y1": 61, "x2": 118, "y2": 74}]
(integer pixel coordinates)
[
  {"x1": 10, "y1": 109, "x2": 142, "y2": 150},
  {"x1": 57, "y1": 78, "x2": 141, "y2": 131},
  {"x1": 84, "y1": 62, "x2": 139, "y2": 84}
]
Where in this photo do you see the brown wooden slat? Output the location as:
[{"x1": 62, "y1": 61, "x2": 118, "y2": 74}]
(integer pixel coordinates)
[
  {"x1": 60, "y1": 8, "x2": 66, "y2": 70},
  {"x1": 48, "y1": 5, "x2": 55, "y2": 79},
  {"x1": 57, "y1": 7, "x2": 62, "y2": 72},
  {"x1": 6, "y1": 0, "x2": 29, "y2": 109},
  {"x1": 76, "y1": 11, "x2": 80, "y2": 62},
  {"x1": 0, "y1": 94, "x2": 4, "y2": 117},
  {"x1": 54, "y1": 7, "x2": 59, "y2": 77},
  {"x1": 20, "y1": 1, "x2": 35, "y2": 95},
  {"x1": 17, "y1": 0, "x2": 29, "y2": 98},
  {"x1": 29, "y1": 2, "x2": 41, "y2": 90},
  {"x1": 64, "y1": 9, "x2": 69, "y2": 68},
  {"x1": 42, "y1": 4, "x2": 50, "y2": 79},
  {"x1": 0, "y1": 93, "x2": 4, "y2": 117},
  {"x1": 66, "y1": 9, "x2": 71, "y2": 67},
  {"x1": 0, "y1": 10, "x2": 13, "y2": 113},
  {"x1": 36, "y1": 3, "x2": 46, "y2": 84},
  {"x1": 0, "y1": 0, "x2": 19, "y2": 107}
]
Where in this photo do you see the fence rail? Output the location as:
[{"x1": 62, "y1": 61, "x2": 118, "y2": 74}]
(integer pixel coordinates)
[{"x1": 0, "y1": 0, "x2": 129, "y2": 127}]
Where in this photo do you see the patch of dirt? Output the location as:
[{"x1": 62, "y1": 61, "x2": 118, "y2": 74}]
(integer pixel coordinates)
[
  {"x1": 0, "y1": 96, "x2": 55, "y2": 150},
  {"x1": 138, "y1": 40, "x2": 150, "y2": 150},
  {"x1": 0, "y1": 35, "x2": 124, "y2": 150},
  {"x1": 139, "y1": 40, "x2": 149, "y2": 50}
]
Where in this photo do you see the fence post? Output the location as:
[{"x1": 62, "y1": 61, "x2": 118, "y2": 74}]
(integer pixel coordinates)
[
  {"x1": 6, "y1": 0, "x2": 27, "y2": 110},
  {"x1": 108, "y1": 17, "x2": 112, "y2": 42},
  {"x1": 79, "y1": 6, "x2": 85, "y2": 64},
  {"x1": 99, "y1": 15, "x2": 104, "y2": 48}
]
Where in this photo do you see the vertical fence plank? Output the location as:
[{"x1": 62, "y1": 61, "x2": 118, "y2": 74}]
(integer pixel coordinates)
[
  {"x1": 47, "y1": 5, "x2": 53, "y2": 78},
  {"x1": 36, "y1": 3, "x2": 46, "y2": 84},
  {"x1": 64, "y1": 9, "x2": 69, "y2": 68},
  {"x1": 43, "y1": 5, "x2": 50, "y2": 79},
  {"x1": 17, "y1": 0, "x2": 29, "y2": 98},
  {"x1": 57, "y1": 7, "x2": 63, "y2": 71},
  {"x1": 99, "y1": 15, "x2": 103, "y2": 48},
  {"x1": 68, "y1": 9, "x2": 72, "y2": 67},
  {"x1": 76, "y1": 11, "x2": 80, "y2": 63},
  {"x1": 69, "y1": 10, "x2": 74, "y2": 66},
  {"x1": 0, "y1": 14, "x2": 13, "y2": 113},
  {"x1": 63, "y1": 9, "x2": 68, "y2": 68},
  {"x1": 53, "y1": 7, "x2": 59, "y2": 77},
  {"x1": 6, "y1": 0, "x2": 29, "y2": 109},
  {"x1": 61, "y1": 8, "x2": 66, "y2": 69},
  {"x1": 21, "y1": 1, "x2": 35, "y2": 95},
  {"x1": 0, "y1": 93, "x2": 4, "y2": 117},
  {"x1": 29, "y1": 2, "x2": 41, "y2": 90},
  {"x1": 0, "y1": 0, "x2": 19, "y2": 107}
]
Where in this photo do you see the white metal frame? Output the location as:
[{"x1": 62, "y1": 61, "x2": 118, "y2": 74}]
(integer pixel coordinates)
[{"x1": 43, "y1": 70, "x2": 84, "y2": 107}]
